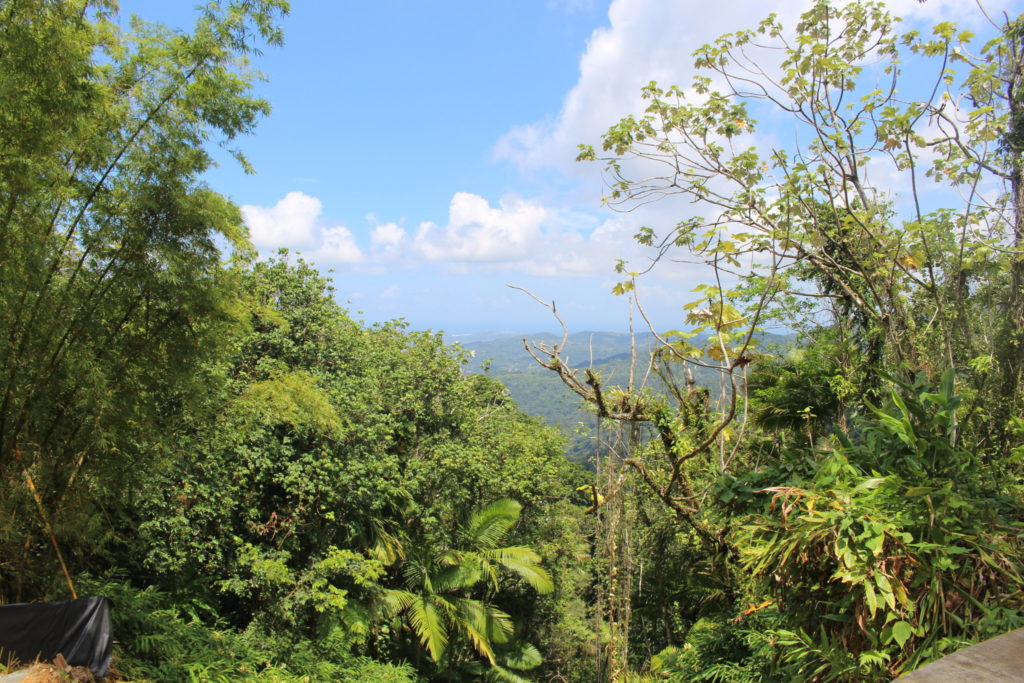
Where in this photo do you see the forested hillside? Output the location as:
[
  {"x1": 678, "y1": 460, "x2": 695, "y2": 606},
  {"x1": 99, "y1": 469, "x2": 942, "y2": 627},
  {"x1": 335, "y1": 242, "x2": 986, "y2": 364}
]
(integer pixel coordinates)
[
  {"x1": 462, "y1": 332, "x2": 790, "y2": 466},
  {"x1": 2, "y1": 1, "x2": 1024, "y2": 682}
]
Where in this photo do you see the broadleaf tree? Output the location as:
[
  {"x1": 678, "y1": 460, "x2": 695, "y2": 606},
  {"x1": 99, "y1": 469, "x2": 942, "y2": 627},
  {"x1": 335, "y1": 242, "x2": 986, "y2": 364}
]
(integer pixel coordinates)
[{"x1": 524, "y1": 1, "x2": 1024, "y2": 678}]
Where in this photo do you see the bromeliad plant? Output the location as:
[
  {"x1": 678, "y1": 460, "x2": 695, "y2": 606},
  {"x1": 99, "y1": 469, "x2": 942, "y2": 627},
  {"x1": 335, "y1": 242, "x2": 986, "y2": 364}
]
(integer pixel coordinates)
[
  {"x1": 739, "y1": 371, "x2": 1024, "y2": 681},
  {"x1": 384, "y1": 499, "x2": 553, "y2": 679}
]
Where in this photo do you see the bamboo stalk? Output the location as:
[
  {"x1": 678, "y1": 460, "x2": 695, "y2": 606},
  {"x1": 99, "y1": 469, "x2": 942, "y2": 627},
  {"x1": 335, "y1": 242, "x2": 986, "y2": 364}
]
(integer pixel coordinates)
[{"x1": 14, "y1": 448, "x2": 77, "y2": 599}]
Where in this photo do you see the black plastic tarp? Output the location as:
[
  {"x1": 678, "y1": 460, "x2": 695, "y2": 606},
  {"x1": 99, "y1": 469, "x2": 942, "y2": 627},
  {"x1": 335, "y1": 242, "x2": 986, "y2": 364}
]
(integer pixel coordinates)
[{"x1": 0, "y1": 596, "x2": 111, "y2": 676}]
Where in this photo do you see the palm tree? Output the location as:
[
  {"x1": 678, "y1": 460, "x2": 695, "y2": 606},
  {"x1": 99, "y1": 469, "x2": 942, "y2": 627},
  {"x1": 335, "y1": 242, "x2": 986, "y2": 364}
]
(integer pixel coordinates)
[{"x1": 384, "y1": 499, "x2": 553, "y2": 672}]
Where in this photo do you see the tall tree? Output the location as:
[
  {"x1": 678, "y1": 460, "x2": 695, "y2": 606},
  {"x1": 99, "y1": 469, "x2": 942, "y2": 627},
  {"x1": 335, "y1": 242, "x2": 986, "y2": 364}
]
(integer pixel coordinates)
[
  {"x1": 385, "y1": 499, "x2": 553, "y2": 677},
  {"x1": 0, "y1": 0, "x2": 288, "y2": 600},
  {"x1": 525, "y1": 1, "x2": 1024, "y2": 678},
  {"x1": 135, "y1": 255, "x2": 585, "y2": 677},
  {"x1": 531, "y1": 0, "x2": 1024, "y2": 555}
]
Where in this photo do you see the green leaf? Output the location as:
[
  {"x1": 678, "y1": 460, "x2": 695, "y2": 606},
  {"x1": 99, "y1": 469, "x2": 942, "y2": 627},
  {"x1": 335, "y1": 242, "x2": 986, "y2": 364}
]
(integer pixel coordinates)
[
  {"x1": 865, "y1": 534, "x2": 885, "y2": 556},
  {"x1": 466, "y1": 500, "x2": 521, "y2": 550},
  {"x1": 864, "y1": 580, "x2": 879, "y2": 617},
  {"x1": 483, "y1": 546, "x2": 555, "y2": 594},
  {"x1": 905, "y1": 486, "x2": 934, "y2": 497},
  {"x1": 500, "y1": 641, "x2": 543, "y2": 671},
  {"x1": 891, "y1": 620, "x2": 913, "y2": 648},
  {"x1": 854, "y1": 477, "x2": 888, "y2": 491}
]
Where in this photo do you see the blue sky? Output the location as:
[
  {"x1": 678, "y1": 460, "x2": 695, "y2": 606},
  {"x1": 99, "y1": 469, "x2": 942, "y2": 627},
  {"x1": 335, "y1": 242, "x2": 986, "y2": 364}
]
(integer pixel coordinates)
[{"x1": 121, "y1": 0, "x2": 1020, "y2": 335}]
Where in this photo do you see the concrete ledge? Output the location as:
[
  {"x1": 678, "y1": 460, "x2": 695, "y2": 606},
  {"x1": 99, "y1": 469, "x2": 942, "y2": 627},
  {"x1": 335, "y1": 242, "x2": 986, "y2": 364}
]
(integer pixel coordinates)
[{"x1": 900, "y1": 628, "x2": 1024, "y2": 681}]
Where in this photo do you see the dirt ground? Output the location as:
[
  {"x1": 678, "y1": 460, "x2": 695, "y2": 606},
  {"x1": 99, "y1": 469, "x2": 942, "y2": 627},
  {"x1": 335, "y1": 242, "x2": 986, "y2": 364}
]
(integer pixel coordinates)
[{"x1": 9, "y1": 655, "x2": 97, "y2": 682}]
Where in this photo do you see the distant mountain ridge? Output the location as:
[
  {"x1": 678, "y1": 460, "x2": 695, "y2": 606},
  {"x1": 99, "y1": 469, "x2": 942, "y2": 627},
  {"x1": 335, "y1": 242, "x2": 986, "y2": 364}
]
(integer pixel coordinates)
[
  {"x1": 457, "y1": 331, "x2": 660, "y2": 373},
  {"x1": 456, "y1": 330, "x2": 793, "y2": 465}
]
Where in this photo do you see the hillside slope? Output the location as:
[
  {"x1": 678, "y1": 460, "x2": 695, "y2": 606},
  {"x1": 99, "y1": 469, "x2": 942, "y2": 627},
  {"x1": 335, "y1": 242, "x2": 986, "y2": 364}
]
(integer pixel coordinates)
[{"x1": 459, "y1": 331, "x2": 791, "y2": 465}]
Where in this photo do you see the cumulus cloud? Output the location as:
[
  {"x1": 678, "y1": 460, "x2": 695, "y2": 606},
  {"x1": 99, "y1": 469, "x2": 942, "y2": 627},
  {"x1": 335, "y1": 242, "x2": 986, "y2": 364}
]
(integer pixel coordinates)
[
  {"x1": 371, "y1": 222, "x2": 407, "y2": 250},
  {"x1": 414, "y1": 193, "x2": 547, "y2": 262},
  {"x1": 242, "y1": 190, "x2": 673, "y2": 278},
  {"x1": 241, "y1": 191, "x2": 364, "y2": 263},
  {"x1": 407, "y1": 192, "x2": 679, "y2": 277},
  {"x1": 242, "y1": 191, "x2": 322, "y2": 249},
  {"x1": 495, "y1": 0, "x2": 806, "y2": 173},
  {"x1": 494, "y1": 0, "x2": 1006, "y2": 176},
  {"x1": 317, "y1": 225, "x2": 364, "y2": 263},
  {"x1": 515, "y1": 214, "x2": 632, "y2": 277}
]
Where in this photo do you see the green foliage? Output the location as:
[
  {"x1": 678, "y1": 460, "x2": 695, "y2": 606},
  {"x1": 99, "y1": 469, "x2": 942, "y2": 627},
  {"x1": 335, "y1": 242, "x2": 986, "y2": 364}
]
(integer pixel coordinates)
[
  {"x1": 739, "y1": 374, "x2": 1024, "y2": 679},
  {"x1": 7, "y1": 1, "x2": 1023, "y2": 681},
  {"x1": 646, "y1": 616, "x2": 775, "y2": 682},
  {"x1": 563, "y1": 1, "x2": 1024, "y2": 680},
  {"x1": 0, "y1": 2, "x2": 596, "y2": 681},
  {"x1": 745, "y1": 340, "x2": 842, "y2": 440},
  {"x1": 385, "y1": 498, "x2": 552, "y2": 676},
  {"x1": 124, "y1": 255, "x2": 587, "y2": 679},
  {"x1": 0, "y1": 0, "x2": 287, "y2": 601},
  {"x1": 235, "y1": 370, "x2": 346, "y2": 440},
  {"x1": 79, "y1": 575, "x2": 415, "y2": 682}
]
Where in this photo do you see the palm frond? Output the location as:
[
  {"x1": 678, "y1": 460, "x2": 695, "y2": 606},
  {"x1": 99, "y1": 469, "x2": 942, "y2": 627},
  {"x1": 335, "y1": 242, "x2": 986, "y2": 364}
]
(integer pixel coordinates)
[
  {"x1": 401, "y1": 559, "x2": 429, "y2": 591},
  {"x1": 485, "y1": 664, "x2": 535, "y2": 683},
  {"x1": 368, "y1": 517, "x2": 406, "y2": 565},
  {"x1": 481, "y1": 546, "x2": 554, "y2": 594},
  {"x1": 437, "y1": 549, "x2": 462, "y2": 566},
  {"x1": 386, "y1": 499, "x2": 553, "y2": 673},
  {"x1": 433, "y1": 561, "x2": 482, "y2": 592},
  {"x1": 451, "y1": 597, "x2": 514, "y2": 663},
  {"x1": 453, "y1": 597, "x2": 499, "y2": 664},
  {"x1": 499, "y1": 641, "x2": 543, "y2": 671},
  {"x1": 408, "y1": 596, "x2": 449, "y2": 662},
  {"x1": 481, "y1": 545, "x2": 541, "y2": 564},
  {"x1": 382, "y1": 588, "x2": 416, "y2": 616},
  {"x1": 466, "y1": 499, "x2": 521, "y2": 549},
  {"x1": 482, "y1": 603, "x2": 514, "y2": 644}
]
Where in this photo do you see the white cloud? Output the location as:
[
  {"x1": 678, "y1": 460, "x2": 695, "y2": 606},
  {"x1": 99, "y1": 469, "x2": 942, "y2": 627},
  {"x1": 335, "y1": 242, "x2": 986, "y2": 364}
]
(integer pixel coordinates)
[
  {"x1": 236, "y1": 189, "x2": 779, "y2": 284},
  {"x1": 494, "y1": 0, "x2": 1007, "y2": 175},
  {"x1": 495, "y1": 0, "x2": 806, "y2": 173},
  {"x1": 242, "y1": 191, "x2": 364, "y2": 264},
  {"x1": 405, "y1": 192, "x2": 678, "y2": 277},
  {"x1": 370, "y1": 221, "x2": 408, "y2": 259},
  {"x1": 371, "y1": 222, "x2": 407, "y2": 248},
  {"x1": 242, "y1": 191, "x2": 322, "y2": 249},
  {"x1": 414, "y1": 192, "x2": 547, "y2": 262},
  {"x1": 317, "y1": 225, "x2": 364, "y2": 264},
  {"x1": 516, "y1": 213, "x2": 631, "y2": 276}
]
